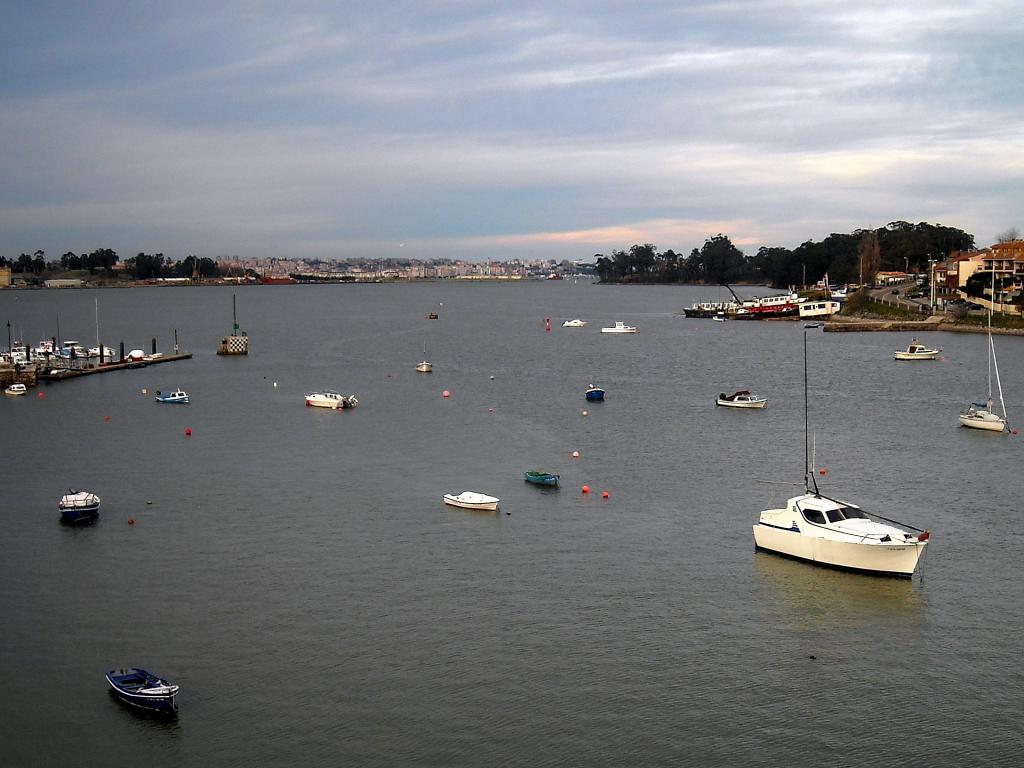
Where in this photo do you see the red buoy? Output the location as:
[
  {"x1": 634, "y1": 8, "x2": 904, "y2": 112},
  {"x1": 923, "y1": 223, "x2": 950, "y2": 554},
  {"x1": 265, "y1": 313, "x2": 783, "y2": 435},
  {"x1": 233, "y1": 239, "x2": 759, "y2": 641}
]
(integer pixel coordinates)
[
  {"x1": 442, "y1": 390, "x2": 450, "y2": 398},
  {"x1": 818, "y1": 468, "x2": 826, "y2": 475},
  {"x1": 602, "y1": 491, "x2": 609, "y2": 499},
  {"x1": 184, "y1": 427, "x2": 192, "y2": 436},
  {"x1": 38, "y1": 392, "x2": 45, "y2": 399},
  {"x1": 918, "y1": 531, "x2": 930, "y2": 542},
  {"x1": 581, "y1": 485, "x2": 590, "y2": 494},
  {"x1": 127, "y1": 518, "x2": 135, "y2": 525}
]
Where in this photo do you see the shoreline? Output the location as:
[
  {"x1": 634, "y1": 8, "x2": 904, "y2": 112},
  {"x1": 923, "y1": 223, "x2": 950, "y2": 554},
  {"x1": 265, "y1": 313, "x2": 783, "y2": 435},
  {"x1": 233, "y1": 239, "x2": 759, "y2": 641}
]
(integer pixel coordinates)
[{"x1": 824, "y1": 316, "x2": 1024, "y2": 335}]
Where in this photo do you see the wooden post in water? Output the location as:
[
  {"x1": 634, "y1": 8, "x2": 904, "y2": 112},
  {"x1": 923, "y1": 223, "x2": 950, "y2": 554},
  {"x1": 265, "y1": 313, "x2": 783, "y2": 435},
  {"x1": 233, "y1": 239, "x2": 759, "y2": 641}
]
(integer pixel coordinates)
[
  {"x1": 151, "y1": 337, "x2": 157, "y2": 355},
  {"x1": 174, "y1": 329, "x2": 179, "y2": 354},
  {"x1": 119, "y1": 342, "x2": 125, "y2": 364}
]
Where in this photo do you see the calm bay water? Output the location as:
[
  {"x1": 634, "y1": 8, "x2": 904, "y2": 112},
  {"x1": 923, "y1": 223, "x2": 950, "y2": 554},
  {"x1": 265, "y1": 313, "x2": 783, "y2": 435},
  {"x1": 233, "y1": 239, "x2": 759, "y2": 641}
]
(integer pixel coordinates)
[{"x1": 1, "y1": 282, "x2": 1022, "y2": 767}]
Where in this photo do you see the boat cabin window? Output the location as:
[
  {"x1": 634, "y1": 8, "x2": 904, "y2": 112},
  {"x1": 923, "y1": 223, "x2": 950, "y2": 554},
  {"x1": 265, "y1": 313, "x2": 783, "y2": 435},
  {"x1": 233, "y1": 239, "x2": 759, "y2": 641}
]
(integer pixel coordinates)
[
  {"x1": 825, "y1": 509, "x2": 845, "y2": 523},
  {"x1": 801, "y1": 508, "x2": 827, "y2": 525},
  {"x1": 839, "y1": 506, "x2": 868, "y2": 519}
]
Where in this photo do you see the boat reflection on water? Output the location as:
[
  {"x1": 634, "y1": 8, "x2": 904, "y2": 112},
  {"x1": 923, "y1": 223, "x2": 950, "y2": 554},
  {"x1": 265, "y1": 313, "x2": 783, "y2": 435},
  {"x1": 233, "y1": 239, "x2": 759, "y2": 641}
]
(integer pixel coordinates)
[{"x1": 752, "y1": 551, "x2": 925, "y2": 632}]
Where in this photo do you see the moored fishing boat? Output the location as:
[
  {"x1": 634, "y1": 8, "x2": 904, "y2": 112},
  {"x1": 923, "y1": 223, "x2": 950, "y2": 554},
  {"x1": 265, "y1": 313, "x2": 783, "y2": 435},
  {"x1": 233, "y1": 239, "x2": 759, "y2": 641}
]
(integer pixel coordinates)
[
  {"x1": 752, "y1": 331, "x2": 929, "y2": 577},
  {"x1": 443, "y1": 491, "x2": 500, "y2": 511},
  {"x1": 4, "y1": 383, "x2": 27, "y2": 396},
  {"x1": 893, "y1": 339, "x2": 939, "y2": 360},
  {"x1": 105, "y1": 668, "x2": 179, "y2": 714},
  {"x1": 155, "y1": 389, "x2": 189, "y2": 404},
  {"x1": 716, "y1": 390, "x2": 767, "y2": 408},
  {"x1": 305, "y1": 390, "x2": 358, "y2": 409},
  {"x1": 600, "y1": 321, "x2": 637, "y2": 334},
  {"x1": 59, "y1": 490, "x2": 100, "y2": 524},
  {"x1": 523, "y1": 471, "x2": 559, "y2": 486}
]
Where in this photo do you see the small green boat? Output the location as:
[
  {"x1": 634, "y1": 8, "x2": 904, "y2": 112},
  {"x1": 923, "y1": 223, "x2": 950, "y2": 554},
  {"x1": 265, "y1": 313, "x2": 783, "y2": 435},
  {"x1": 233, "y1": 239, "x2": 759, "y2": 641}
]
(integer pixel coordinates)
[{"x1": 524, "y1": 470, "x2": 559, "y2": 487}]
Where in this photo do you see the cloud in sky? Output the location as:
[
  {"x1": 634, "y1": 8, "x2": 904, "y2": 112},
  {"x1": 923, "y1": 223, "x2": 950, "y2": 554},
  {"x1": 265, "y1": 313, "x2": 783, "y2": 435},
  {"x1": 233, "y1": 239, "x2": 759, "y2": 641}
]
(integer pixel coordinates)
[{"x1": 1, "y1": 1, "x2": 1021, "y2": 262}]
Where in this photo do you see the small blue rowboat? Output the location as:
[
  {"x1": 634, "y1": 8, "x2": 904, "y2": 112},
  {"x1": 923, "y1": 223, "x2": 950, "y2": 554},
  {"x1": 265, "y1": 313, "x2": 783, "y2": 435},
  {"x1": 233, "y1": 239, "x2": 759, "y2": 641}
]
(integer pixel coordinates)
[
  {"x1": 524, "y1": 471, "x2": 559, "y2": 486},
  {"x1": 585, "y1": 386, "x2": 605, "y2": 402},
  {"x1": 105, "y1": 668, "x2": 179, "y2": 714}
]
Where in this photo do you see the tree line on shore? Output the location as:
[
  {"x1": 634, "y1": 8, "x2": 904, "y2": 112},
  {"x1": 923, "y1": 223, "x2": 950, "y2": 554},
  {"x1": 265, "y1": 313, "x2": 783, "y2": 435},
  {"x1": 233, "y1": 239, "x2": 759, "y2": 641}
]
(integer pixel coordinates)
[
  {"x1": 593, "y1": 221, "x2": 976, "y2": 287},
  {"x1": 0, "y1": 250, "x2": 228, "y2": 280}
]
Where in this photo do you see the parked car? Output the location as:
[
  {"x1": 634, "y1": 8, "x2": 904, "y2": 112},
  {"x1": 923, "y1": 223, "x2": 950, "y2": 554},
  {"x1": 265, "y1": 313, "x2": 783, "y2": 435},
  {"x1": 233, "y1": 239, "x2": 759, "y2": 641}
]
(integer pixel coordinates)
[
  {"x1": 890, "y1": 288, "x2": 900, "y2": 294},
  {"x1": 907, "y1": 291, "x2": 924, "y2": 299}
]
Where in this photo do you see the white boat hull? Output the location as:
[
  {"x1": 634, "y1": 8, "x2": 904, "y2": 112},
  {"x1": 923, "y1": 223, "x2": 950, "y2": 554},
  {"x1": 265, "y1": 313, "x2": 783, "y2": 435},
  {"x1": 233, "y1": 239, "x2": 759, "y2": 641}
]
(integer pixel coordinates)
[
  {"x1": 716, "y1": 398, "x2": 766, "y2": 408},
  {"x1": 893, "y1": 351, "x2": 938, "y2": 360},
  {"x1": 753, "y1": 523, "x2": 924, "y2": 576},
  {"x1": 958, "y1": 413, "x2": 1006, "y2": 431},
  {"x1": 443, "y1": 492, "x2": 500, "y2": 511},
  {"x1": 415, "y1": 361, "x2": 433, "y2": 373}
]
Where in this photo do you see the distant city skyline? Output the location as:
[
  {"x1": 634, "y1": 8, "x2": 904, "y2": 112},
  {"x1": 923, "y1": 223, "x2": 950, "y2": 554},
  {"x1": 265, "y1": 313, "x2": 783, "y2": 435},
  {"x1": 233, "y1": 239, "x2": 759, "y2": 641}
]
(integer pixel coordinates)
[{"x1": 1, "y1": 2, "x2": 1021, "y2": 262}]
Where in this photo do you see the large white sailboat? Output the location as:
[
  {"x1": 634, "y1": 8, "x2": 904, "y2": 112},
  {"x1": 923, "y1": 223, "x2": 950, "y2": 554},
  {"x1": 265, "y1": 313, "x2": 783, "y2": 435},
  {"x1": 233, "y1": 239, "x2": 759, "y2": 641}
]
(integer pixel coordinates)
[
  {"x1": 752, "y1": 332, "x2": 930, "y2": 578},
  {"x1": 959, "y1": 272, "x2": 1008, "y2": 433}
]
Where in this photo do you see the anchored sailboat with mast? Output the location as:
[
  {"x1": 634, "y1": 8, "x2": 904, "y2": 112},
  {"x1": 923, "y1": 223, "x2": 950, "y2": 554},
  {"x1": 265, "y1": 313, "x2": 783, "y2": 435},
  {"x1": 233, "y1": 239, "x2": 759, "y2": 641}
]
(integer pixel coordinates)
[
  {"x1": 959, "y1": 271, "x2": 1009, "y2": 432},
  {"x1": 752, "y1": 331, "x2": 930, "y2": 577}
]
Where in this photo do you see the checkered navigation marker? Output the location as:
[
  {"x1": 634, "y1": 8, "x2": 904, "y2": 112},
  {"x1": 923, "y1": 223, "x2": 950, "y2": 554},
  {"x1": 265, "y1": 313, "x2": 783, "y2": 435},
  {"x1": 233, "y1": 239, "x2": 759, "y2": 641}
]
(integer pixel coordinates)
[{"x1": 220, "y1": 335, "x2": 248, "y2": 354}]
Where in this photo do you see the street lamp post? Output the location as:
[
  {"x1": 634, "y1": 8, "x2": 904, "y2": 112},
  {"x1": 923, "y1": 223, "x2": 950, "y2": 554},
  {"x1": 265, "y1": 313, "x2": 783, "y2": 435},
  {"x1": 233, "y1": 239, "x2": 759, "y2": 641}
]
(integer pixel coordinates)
[{"x1": 929, "y1": 258, "x2": 937, "y2": 310}]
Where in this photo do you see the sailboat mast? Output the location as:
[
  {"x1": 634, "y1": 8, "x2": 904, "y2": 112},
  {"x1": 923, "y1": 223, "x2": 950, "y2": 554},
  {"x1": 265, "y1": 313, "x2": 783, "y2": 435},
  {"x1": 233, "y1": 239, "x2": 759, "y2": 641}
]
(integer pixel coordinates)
[
  {"x1": 804, "y1": 330, "x2": 809, "y2": 491},
  {"x1": 95, "y1": 298, "x2": 100, "y2": 348},
  {"x1": 988, "y1": 270, "x2": 993, "y2": 407}
]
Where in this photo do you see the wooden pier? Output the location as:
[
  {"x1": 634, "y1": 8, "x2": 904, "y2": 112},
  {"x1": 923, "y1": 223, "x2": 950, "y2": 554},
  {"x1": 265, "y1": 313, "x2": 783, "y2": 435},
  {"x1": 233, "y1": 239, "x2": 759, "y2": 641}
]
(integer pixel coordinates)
[{"x1": 37, "y1": 353, "x2": 192, "y2": 382}]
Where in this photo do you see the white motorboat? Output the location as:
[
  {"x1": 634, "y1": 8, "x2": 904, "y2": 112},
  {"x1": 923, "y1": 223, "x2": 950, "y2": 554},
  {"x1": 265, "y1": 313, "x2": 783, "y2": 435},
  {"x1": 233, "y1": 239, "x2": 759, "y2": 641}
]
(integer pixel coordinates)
[
  {"x1": 712, "y1": 313, "x2": 726, "y2": 322},
  {"x1": 562, "y1": 318, "x2": 587, "y2": 327},
  {"x1": 305, "y1": 390, "x2": 358, "y2": 409},
  {"x1": 959, "y1": 273, "x2": 1008, "y2": 432},
  {"x1": 59, "y1": 490, "x2": 101, "y2": 523},
  {"x1": 600, "y1": 321, "x2": 637, "y2": 334},
  {"x1": 752, "y1": 330, "x2": 930, "y2": 577},
  {"x1": 443, "y1": 491, "x2": 500, "y2": 511},
  {"x1": 716, "y1": 390, "x2": 767, "y2": 408},
  {"x1": 88, "y1": 345, "x2": 118, "y2": 360},
  {"x1": 4, "y1": 383, "x2": 27, "y2": 396},
  {"x1": 155, "y1": 389, "x2": 189, "y2": 404},
  {"x1": 893, "y1": 339, "x2": 939, "y2": 360},
  {"x1": 754, "y1": 493, "x2": 930, "y2": 577}
]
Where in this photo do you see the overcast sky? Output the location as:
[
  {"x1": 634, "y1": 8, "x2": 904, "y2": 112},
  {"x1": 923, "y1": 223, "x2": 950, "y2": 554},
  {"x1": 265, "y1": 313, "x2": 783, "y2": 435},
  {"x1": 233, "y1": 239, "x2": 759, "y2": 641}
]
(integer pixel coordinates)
[{"x1": 1, "y1": 1, "x2": 1021, "y2": 263}]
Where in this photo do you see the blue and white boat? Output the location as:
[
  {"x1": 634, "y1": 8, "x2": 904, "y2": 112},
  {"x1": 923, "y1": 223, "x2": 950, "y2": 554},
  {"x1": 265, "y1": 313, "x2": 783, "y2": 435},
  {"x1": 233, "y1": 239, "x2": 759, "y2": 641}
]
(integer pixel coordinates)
[
  {"x1": 585, "y1": 385, "x2": 605, "y2": 402},
  {"x1": 155, "y1": 389, "x2": 189, "y2": 403},
  {"x1": 59, "y1": 490, "x2": 100, "y2": 524},
  {"x1": 524, "y1": 470, "x2": 559, "y2": 487},
  {"x1": 105, "y1": 668, "x2": 179, "y2": 714}
]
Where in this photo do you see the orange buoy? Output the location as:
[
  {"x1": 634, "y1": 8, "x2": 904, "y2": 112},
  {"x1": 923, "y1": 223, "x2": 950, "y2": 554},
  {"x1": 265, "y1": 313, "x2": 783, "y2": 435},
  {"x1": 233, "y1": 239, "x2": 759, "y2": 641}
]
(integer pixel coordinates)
[
  {"x1": 442, "y1": 390, "x2": 450, "y2": 398},
  {"x1": 602, "y1": 491, "x2": 609, "y2": 499},
  {"x1": 127, "y1": 518, "x2": 135, "y2": 525},
  {"x1": 818, "y1": 468, "x2": 826, "y2": 475},
  {"x1": 184, "y1": 427, "x2": 192, "y2": 436},
  {"x1": 571, "y1": 450, "x2": 580, "y2": 458},
  {"x1": 104, "y1": 415, "x2": 110, "y2": 421},
  {"x1": 581, "y1": 485, "x2": 590, "y2": 494}
]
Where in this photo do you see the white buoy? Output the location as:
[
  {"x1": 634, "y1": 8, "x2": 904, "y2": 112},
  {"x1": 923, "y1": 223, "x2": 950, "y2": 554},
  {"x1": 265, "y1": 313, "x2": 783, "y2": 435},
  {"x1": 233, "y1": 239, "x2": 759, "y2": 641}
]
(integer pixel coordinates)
[
  {"x1": 273, "y1": 382, "x2": 278, "y2": 388},
  {"x1": 142, "y1": 388, "x2": 147, "y2": 395}
]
